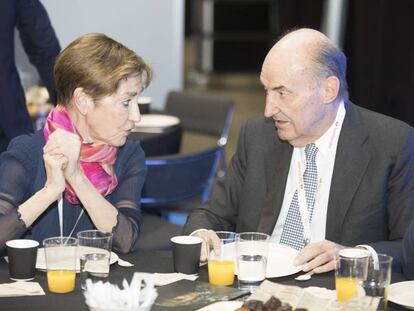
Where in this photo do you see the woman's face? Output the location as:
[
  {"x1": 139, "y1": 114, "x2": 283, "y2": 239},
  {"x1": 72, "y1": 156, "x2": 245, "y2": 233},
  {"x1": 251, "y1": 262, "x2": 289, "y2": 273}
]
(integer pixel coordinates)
[{"x1": 87, "y1": 75, "x2": 143, "y2": 147}]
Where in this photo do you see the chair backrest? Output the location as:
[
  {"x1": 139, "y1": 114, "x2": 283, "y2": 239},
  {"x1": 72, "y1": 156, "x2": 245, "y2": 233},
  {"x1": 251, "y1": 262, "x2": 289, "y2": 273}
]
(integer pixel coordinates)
[
  {"x1": 141, "y1": 146, "x2": 222, "y2": 206},
  {"x1": 165, "y1": 91, "x2": 235, "y2": 145}
]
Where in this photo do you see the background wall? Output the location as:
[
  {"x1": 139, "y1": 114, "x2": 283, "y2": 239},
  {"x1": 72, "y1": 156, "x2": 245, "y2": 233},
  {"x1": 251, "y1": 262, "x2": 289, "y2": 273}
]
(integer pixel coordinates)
[{"x1": 15, "y1": 0, "x2": 184, "y2": 109}]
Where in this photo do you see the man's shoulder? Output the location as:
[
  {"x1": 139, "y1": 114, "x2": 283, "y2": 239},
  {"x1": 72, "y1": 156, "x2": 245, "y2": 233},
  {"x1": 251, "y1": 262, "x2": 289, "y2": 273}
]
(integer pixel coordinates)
[
  {"x1": 349, "y1": 102, "x2": 413, "y2": 140},
  {"x1": 351, "y1": 103, "x2": 412, "y2": 129},
  {"x1": 242, "y1": 115, "x2": 275, "y2": 134}
]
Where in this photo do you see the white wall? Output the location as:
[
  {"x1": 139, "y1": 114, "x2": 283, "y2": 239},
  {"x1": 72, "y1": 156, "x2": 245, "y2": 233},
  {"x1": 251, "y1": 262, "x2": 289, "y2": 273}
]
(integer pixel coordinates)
[{"x1": 16, "y1": 0, "x2": 184, "y2": 109}]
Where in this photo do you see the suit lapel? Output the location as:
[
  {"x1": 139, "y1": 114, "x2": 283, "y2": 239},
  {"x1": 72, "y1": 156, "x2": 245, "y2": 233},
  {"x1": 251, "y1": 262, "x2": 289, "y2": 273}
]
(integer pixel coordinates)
[
  {"x1": 325, "y1": 102, "x2": 371, "y2": 242},
  {"x1": 257, "y1": 131, "x2": 293, "y2": 234}
]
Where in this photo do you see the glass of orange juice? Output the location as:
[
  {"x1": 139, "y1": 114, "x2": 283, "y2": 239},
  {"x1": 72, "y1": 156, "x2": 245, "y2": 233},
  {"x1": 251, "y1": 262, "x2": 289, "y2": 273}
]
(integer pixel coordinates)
[
  {"x1": 43, "y1": 237, "x2": 78, "y2": 294},
  {"x1": 208, "y1": 231, "x2": 237, "y2": 286},
  {"x1": 335, "y1": 248, "x2": 370, "y2": 302}
]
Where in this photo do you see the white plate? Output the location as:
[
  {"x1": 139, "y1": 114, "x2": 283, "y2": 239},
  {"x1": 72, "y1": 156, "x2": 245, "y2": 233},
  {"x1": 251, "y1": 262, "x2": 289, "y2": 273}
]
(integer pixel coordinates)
[
  {"x1": 221, "y1": 242, "x2": 301, "y2": 278},
  {"x1": 388, "y1": 281, "x2": 414, "y2": 310},
  {"x1": 36, "y1": 246, "x2": 118, "y2": 273},
  {"x1": 135, "y1": 114, "x2": 180, "y2": 128}
]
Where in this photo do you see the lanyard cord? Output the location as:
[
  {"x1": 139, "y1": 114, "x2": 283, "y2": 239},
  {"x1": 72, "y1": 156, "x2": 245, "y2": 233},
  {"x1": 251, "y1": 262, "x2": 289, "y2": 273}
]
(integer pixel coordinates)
[{"x1": 58, "y1": 196, "x2": 84, "y2": 238}]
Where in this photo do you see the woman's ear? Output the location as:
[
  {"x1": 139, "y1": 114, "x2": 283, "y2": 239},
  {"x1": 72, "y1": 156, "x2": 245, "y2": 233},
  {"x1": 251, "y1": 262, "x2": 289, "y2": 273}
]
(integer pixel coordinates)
[
  {"x1": 72, "y1": 88, "x2": 93, "y2": 115},
  {"x1": 322, "y1": 76, "x2": 340, "y2": 104}
]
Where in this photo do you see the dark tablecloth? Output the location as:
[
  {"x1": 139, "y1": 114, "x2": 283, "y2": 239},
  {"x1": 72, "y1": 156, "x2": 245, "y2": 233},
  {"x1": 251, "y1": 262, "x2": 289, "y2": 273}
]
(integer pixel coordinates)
[{"x1": 0, "y1": 251, "x2": 410, "y2": 311}]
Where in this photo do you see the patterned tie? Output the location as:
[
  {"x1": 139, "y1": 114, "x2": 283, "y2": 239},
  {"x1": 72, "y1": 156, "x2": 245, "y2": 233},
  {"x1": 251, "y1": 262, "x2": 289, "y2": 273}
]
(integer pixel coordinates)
[{"x1": 280, "y1": 143, "x2": 319, "y2": 250}]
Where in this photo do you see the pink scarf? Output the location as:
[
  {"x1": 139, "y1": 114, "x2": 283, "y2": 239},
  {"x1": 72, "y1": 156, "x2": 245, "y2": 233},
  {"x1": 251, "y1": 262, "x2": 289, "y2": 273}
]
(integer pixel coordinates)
[{"x1": 43, "y1": 105, "x2": 118, "y2": 204}]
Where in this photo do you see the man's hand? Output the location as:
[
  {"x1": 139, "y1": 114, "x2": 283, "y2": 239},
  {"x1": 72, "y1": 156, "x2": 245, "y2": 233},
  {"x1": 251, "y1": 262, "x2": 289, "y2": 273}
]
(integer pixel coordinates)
[
  {"x1": 294, "y1": 240, "x2": 345, "y2": 273},
  {"x1": 192, "y1": 230, "x2": 221, "y2": 262}
]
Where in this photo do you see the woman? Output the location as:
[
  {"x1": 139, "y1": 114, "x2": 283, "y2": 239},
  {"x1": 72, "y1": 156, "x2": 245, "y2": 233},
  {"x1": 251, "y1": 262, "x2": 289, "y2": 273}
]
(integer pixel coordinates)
[{"x1": 0, "y1": 33, "x2": 152, "y2": 253}]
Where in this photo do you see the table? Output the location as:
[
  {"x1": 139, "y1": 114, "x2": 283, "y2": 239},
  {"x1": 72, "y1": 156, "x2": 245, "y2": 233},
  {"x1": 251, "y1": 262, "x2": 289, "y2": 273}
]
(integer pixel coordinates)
[
  {"x1": 0, "y1": 251, "x2": 410, "y2": 311},
  {"x1": 128, "y1": 114, "x2": 182, "y2": 157}
]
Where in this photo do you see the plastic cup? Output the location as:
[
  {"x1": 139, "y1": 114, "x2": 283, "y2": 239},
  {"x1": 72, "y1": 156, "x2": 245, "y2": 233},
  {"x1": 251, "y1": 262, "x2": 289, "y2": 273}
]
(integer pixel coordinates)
[
  {"x1": 43, "y1": 237, "x2": 78, "y2": 293},
  {"x1": 77, "y1": 230, "x2": 113, "y2": 290},
  {"x1": 362, "y1": 254, "x2": 393, "y2": 310},
  {"x1": 208, "y1": 231, "x2": 237, "y2": 286},
  {"x1": 335, "y1": 248, "x2": 370, "y2": 301},
  {"x1": 237, "y1": 232, "x2": 269, "y2": 292}
]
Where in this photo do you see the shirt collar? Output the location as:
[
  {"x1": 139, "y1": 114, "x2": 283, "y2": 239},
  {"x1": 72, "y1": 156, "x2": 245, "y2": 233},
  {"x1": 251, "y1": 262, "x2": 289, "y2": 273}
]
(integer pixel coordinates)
[{"x1": 313, "y1": 101, "x2": 346, "y2": 158}]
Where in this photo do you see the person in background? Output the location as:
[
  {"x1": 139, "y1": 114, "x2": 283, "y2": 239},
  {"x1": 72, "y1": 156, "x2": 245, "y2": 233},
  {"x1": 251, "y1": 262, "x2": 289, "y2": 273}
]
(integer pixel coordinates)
[
  {"x1": 184, "y1": 28, "x2": 414, "y2": 274},
  {"x1": 402, "y1": 220, "x2": 414, "y2": 279},
  {"x1": 0, "y1": 0, "x2": 60, "y2": 152},
  {"x1": 0, "y1": 33, "x2": 152, "y2": 254}
]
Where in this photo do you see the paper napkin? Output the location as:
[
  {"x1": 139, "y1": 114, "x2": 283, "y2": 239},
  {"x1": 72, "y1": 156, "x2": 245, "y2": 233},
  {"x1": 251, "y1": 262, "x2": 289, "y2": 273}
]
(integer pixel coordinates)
[
  {"x1": 154, "y1": 272, "x2": 198, "y2": 286},
  {"x1": 0, "y1": 281, "x2": 45, "y2": 297}
]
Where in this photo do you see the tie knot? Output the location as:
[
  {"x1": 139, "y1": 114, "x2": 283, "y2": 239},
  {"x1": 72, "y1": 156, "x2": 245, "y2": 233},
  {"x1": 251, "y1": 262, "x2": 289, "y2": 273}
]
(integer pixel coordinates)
[{"x1": 305, "y1": 143, "x2": 318, "y2": 162}]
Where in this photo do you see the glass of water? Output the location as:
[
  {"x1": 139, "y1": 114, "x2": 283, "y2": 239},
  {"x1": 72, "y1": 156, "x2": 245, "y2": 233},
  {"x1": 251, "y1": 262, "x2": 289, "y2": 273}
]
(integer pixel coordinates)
[
  {"x1": 77, "y1": 230, "x2": 113, "y2": 290},
  {"x1": 237, "y1": 232, "x2": 269, "y2": 292},
  {"x1": 362, "y1": 254, "x2": 393, "y2": 310}
]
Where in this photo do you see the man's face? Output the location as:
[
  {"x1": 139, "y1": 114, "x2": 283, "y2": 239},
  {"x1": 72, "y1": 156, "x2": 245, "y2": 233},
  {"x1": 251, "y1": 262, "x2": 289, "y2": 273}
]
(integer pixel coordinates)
[{"x1": 260, "y1": 53, "x2": 328, "y2": 147}]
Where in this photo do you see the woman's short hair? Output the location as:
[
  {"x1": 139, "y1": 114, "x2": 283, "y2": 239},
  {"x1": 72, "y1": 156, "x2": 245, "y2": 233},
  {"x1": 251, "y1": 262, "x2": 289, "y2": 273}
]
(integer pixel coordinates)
[{"x1": 54, "y1": 33, "x2": 152, "y2": 104}]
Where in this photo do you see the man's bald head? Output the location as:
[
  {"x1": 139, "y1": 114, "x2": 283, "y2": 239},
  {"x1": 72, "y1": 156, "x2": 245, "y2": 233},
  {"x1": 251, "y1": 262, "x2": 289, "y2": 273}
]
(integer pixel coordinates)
[{"x1": 263, "y1": 28, "x2": 348, "y2": 102}]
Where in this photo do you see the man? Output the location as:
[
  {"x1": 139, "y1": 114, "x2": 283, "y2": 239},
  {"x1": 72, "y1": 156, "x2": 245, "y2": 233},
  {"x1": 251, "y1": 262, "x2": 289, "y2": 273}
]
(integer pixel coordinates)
[
  {"x1": 402, "y1": 221, "x2": 414, "y2": 279},
  {"x1": 0, "y1": 0, "x2": 60, "y2": 152},
  {"x1": 184, "y1": 28, "x2": 414, "y2": 274}
]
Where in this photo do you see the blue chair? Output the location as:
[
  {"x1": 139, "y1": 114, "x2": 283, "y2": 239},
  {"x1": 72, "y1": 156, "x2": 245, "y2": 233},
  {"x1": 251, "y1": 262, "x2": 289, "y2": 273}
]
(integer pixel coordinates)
[
  {"x1": 143, "y1": 91, "x2": 234, "y2": 214},
  {"x1": 142, "y1": 146, "x2": 221, "y2": 207},
  {"x1": 137, "y1": 91, "x2": 234, "y2": 250}
]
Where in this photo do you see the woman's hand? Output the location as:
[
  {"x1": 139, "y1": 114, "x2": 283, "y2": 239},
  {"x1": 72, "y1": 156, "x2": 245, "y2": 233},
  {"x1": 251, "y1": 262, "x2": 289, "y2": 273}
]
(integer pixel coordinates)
[
  {"x1": 43, "y1": 151, "x2": 67, "y2": 200},
  {"x1": 43, "y1": 128, "x2": 82, "y2": 184}
]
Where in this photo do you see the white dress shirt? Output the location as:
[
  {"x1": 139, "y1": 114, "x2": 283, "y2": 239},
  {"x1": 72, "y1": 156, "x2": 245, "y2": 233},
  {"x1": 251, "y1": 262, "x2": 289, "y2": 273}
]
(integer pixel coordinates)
[{"x1": 271, "y1": 102, "x2": 346, "y2": 245}]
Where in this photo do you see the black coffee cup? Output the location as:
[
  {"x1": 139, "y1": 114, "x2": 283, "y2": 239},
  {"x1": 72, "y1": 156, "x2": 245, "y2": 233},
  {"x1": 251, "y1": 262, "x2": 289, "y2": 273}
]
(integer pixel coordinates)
[
  {"x1": 6, "y1": 239, "x2": 39, "y2": 281},
  {"x1": 171, "y1": 236, "x2": 202, "y2": 274}
]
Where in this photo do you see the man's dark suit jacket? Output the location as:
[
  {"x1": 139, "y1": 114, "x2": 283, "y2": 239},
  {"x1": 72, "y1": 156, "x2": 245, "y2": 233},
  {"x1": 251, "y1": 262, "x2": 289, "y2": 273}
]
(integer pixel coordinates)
[
  {"x1": 402, "y1": 220, "x2": 414, "y2": 278},
  {"x1": 0, "y1": 0, "x2": 60, "y2": 150},
  {"x1": 184, "y1": 102, "x2": 414, "y2": 270}
]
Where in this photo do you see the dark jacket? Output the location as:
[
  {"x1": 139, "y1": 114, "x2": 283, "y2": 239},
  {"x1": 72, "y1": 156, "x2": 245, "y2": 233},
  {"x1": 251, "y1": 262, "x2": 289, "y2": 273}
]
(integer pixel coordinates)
[{"x1": 0, "y1": 0, "x2": 60, "y2": 148}]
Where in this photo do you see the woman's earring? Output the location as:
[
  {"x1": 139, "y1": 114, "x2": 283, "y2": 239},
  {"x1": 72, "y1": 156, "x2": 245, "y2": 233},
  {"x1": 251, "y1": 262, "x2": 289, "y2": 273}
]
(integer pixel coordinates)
[{"x1": 82, "y1": 116, "x2": 93, "y2": 145}]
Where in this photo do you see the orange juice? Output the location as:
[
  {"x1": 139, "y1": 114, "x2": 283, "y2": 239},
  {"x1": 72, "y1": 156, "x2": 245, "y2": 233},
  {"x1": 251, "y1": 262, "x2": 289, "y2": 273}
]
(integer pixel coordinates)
[
  {"x1": 335, "y1": 277, "x2": 358, "y2": 301},
  {"x1": 208, "y1": 260, "x2": 235, "y2": 286},
  {"x1": 47, "y1": 270, "x2": 76, "y2": 293}
]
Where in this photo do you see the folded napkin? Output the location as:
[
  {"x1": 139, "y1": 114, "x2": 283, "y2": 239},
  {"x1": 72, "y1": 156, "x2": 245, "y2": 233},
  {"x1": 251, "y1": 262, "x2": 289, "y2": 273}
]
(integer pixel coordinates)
[
  {"x1": 0, "y1": 282, "x2": 45, "y2": 297},
  {"x1": 154, "y1": 273, "x2": 198, "y2": 286}
]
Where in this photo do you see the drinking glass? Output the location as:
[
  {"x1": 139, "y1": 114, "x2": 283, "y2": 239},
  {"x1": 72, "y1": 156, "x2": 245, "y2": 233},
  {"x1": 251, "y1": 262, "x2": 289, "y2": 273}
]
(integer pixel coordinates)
[
  {"x1": 208, "y1": 231, "x2": 237, "y2": 286},
  {"x1": 362, "y1": 254, "x2": 393, "y2": 310},
  {"x1": 77, "y1": 230, "x2": 113, "y2": 290},
  {"x1": 335, "y1": 248, "x2": 370, "y2": 301},
  {"x1": 236, "y1": 232, "x2": 270, "y2": 292},
  {"x1": 43, "y1": 237, "x2": 78, "y2": 293}
]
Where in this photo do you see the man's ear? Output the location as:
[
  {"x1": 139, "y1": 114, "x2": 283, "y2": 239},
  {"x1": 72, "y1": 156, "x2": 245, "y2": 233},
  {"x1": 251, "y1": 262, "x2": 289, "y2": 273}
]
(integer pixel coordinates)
[
  {"x1": 72, "y1": 88, "x2": 93, "y2": 115},
  {"x1": 322, "y1": 76, "x2": 340, "y2": 104}
]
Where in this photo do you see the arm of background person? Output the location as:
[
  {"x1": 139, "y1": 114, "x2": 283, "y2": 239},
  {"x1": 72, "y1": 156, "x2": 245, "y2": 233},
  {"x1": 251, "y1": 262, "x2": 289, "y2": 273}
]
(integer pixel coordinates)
[
  {"x1": 183, "y1": 120, "x2": 250, "y2": 235},
  {"x1": 402, "y1": 221, "x2": 414, "y2": 279},
  {"x1": 368, "y1": 128, "x2": 414, "y2": 272},
  {"x1": 16, "y1": 0, "x2": 60, "y2": 104}
]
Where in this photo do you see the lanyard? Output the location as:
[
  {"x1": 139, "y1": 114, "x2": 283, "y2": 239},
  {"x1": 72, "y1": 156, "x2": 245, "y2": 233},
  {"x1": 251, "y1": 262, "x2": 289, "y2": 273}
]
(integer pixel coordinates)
[
  {"x1": 58, "y1": 195, "x2": 84, "y2": 238},
  {"x1": 291, "y1": 119, "x2": 342, "y2": 246}
]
